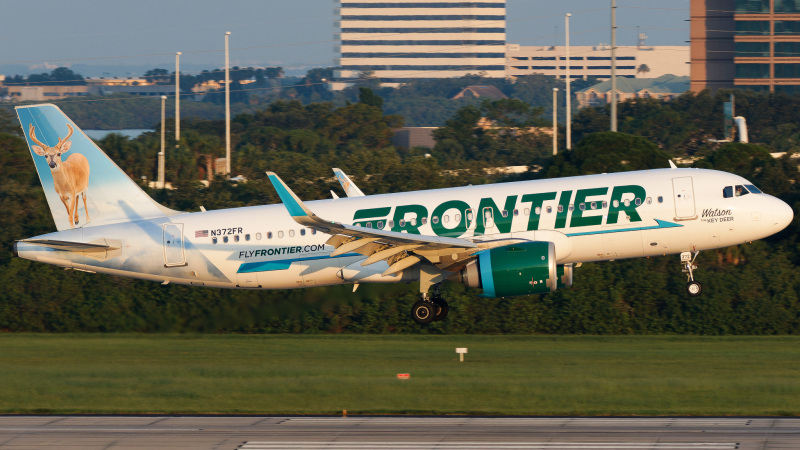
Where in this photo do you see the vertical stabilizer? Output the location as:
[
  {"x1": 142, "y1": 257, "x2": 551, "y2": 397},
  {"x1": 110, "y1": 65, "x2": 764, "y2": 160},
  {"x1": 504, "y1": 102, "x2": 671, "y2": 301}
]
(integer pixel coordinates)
[{"x1": 16, "y1": 104, "x2": 179, "y2": 231}]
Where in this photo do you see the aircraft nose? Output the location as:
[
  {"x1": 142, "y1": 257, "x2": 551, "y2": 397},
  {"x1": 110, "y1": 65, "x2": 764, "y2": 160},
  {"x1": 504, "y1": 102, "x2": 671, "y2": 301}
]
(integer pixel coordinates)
[{"x1": 773, "y1": 198, "x2": 794, "y2": 232}]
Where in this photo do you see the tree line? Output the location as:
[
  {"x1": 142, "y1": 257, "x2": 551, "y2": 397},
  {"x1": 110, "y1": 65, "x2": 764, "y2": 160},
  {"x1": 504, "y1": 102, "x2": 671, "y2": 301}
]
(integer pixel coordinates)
[{"x1": 0, "y1": 86, "x2": 799, "y2": 334}]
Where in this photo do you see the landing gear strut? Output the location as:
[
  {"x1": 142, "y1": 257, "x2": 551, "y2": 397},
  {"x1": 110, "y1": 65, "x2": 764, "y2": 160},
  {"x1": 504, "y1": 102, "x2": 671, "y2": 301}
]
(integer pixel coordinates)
[
  {"x1": 411, "y1": 283, "x2": 449, "y2": 325},
  {"x1": 681, "y1": 251, "x2": 702, "y2": 297}
]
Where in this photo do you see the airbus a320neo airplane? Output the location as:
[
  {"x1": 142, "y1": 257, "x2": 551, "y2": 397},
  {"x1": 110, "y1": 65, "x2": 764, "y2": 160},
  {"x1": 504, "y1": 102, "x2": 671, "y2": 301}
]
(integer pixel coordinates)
[{"x1": 13, "y1": 104, "x2": 794, "y2": 324}]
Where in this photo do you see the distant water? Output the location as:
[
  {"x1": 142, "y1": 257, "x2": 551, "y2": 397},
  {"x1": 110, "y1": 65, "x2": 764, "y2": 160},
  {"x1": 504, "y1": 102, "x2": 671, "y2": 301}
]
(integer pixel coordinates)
[{"x1": 84, "y1": 129, "x2": 151, "y2": 140}]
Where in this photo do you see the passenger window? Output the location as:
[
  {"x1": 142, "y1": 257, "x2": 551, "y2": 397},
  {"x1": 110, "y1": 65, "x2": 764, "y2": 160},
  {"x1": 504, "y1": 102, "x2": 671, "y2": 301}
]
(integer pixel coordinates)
[
  {"x1": 301, "y1": 229, "x2": 306, "y2": 236},
  {"x1": 277, "y1": 231, "x2": 284, "y2": 238},
  {"x1": 657, "y1": 196, "x2": 663, "y2": 203},
  {"x1": 388, "y1": 220, "x2": 394, "y2": 228},
  {"x1": 602, "y1": 201, "x2": 608, "y2": 209},
  {"x1": 432, "y1": 216, "x2": 439, "y2": 224},
  {"x1": 444, "y1": 215, "x2": 450, "y2": 223},
  {"x1": 646, "y1": 197, "x2": 652, "y2": 204},
  {"x1": 212, "y1": 237, "x2": 218, "y2": 244},
  {"x1": 312, "y1": 229, "x2": 317, "y2": 235},
  {"x1": 454, "y1": 214, "x2": 460, "y2": 222},
  {"x1": 289, "y1": 230, "x2": 295, "y2": 237},
  {"x1": 256, "y1": 232, "x2": 262, "y2": 240},
  {"x1": 245, "y1": 234, "x2": 250, "y2": 241},
  {"x1": 557, "y1": 205, "x2": 563, "y2": 213},
  {"x1": 569, "y1": 205, "x2": 575, "y2": 212},
  {"x1": 421, "y1": 217, "x2": 427, "y2": 225},
  {"x1": 590, "y1": 202, "x2": 597, "y2": 210},
  {"x1": 234, "y1": 235, "x2": 239, "y2": 242},
  {"x1": 366, "y1": 222, "x2": 373, "y2": 228},
  {"x1": 635, "y1": 198, "x2": 642, "y2": 206},
  {"x1": 579, "y1": 203, "x2": 586, "y2": 211},
  {"x1": 378, "y1": 221, "x2": 384, "y2": 229},
  {"x1": 223, "y1": 236, "x2": 229, "y2": 243},
  {"x1": 623, "y1": 199, "x2": 630, "y2": 207},
  {"x1": 613, "y1": 200, "x2": 620, "y2": 208},
  {"x1": 501, "y1": 210, "x2": 508, "y2": 218},
  {"x1": 547, "y1": 206, "x2": 553, "y2": 214},
  {"x1": 513, "y1": 209, "x2": 520, "y2": 216},
  {"x1": 399, "y1": 220, "x2": 406, "y2": 227},
  {"x1": 267, "y1": 232, "x2": 273, "y2": 239},
  {"x1": 535, "y1": 206, "x2": 541, "y2": 215}
]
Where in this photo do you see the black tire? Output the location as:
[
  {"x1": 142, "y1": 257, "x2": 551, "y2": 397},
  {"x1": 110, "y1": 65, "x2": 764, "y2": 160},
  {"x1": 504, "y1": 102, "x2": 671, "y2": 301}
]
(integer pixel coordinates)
[
  {"x1": 687, "y1": 281, "x2": 702, "y2": 297},
  {"x1": 411, "y1": 301, "x2": 435, "y2": 325},
  {"x1": 432, "y1": 297, "x2": 449, "y2": 321}
]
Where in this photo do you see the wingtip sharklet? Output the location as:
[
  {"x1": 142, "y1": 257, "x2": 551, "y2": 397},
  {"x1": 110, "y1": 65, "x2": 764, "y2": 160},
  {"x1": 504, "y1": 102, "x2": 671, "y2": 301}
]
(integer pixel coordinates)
[{"x1": 266, "y1": 171, "x2": 314, "y2": 218}]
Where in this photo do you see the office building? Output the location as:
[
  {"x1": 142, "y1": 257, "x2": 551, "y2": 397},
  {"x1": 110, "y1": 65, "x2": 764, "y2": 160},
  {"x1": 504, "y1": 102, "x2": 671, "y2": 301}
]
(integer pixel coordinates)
[
  {"x1": 691, "y1": 0, "x2": 800, "y2": 92},
  {"x1": 333, "y1": 0, "x2": 507, "y2": 89},
  {"x1": 507, "y1": 44, "x2": 689, "y2": 80}
]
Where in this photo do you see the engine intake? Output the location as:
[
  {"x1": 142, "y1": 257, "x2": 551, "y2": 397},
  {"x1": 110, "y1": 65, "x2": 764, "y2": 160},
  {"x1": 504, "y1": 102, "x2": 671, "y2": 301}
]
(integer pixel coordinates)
[{"x1": 456, "y1": 241, "x2": 558, "y2": 297}]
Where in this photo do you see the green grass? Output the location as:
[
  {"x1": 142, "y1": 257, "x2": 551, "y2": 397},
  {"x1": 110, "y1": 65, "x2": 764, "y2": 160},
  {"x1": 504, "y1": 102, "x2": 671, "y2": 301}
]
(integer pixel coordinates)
[{"x1": 1, "y1": 334, "x2": 800, "y2": 415}]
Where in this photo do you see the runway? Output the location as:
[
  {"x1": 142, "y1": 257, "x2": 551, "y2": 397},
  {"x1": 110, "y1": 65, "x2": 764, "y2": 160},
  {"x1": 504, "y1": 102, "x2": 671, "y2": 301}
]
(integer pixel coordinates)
[{"x1": 0, "y1": 416, "x2": 798, "y2": 449}]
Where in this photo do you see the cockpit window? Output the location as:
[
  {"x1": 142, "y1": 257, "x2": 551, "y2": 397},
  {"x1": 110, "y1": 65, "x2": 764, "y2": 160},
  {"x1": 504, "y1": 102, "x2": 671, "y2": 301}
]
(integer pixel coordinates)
[
  {"x1": 745, "y1": 184, "x2": 762, "y2": 194},
  {"x1": 724, "y1": 184, "x2": 760, "y2": 198}
]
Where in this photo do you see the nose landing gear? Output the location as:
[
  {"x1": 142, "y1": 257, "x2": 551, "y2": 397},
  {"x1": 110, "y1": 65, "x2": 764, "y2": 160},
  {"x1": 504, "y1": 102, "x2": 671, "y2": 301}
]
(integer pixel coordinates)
[{"x1": 681, "y1": 251, "x2": 702, "y2": 297}]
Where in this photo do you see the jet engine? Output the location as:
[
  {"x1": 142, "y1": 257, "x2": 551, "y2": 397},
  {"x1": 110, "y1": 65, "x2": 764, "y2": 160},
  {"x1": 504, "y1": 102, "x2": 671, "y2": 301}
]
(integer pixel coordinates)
[{"x1": 453, "y1": 241, "x2": 573, "y2": 297}]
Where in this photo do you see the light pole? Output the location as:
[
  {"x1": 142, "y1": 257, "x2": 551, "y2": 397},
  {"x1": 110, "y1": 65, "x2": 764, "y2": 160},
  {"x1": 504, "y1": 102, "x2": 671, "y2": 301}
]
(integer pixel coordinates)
[
  {"x1": 565, "y1": 13, "x2": 572, "y2": 150},
  {"x1": 225, "y1": 31, "x2": 231, "y2": 176},
  {"x1": 175, "y1": 52, "x2": 181, "y2": 146},
  {"x1": 159, "y1": 95, "x2": 167, "y2": 189},
  {"x1": 552, "y1": 88, "x2": 559, "y2": 156},
  {"x1": 611, "y1": 0, "x2": 618, "y2": 132}
]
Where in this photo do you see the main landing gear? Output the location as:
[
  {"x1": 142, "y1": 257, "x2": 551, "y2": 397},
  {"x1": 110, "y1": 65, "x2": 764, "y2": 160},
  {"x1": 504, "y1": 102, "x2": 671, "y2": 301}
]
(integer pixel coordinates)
[
  {"x1": 411, "y1": 283, "x2": 449, "y2": 325},
  {"x1": 681, "y1": 251, "x2": 703, "y2": 297}
]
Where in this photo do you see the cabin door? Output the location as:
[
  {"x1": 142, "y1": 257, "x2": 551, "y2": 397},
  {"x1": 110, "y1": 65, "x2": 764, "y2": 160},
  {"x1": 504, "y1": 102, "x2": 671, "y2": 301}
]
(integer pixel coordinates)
[
  {"x1": 163, "y1": 223, "x2": 186, "y2": 267},
  {"x1": 672, "y1": 177, "x2": 697, "y2": 220}
]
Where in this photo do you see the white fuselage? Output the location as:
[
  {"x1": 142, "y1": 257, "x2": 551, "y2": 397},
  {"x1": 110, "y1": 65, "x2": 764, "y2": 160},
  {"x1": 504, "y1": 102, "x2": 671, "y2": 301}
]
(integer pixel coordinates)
[{"x1": 15, "y1": 168, "x2": 793, "y2": 291}]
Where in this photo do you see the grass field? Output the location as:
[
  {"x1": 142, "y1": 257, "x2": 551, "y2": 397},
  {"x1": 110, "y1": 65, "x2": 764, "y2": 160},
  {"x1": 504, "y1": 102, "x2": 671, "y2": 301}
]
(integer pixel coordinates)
[{"x1": 1, "y1": 334, "x2": 799, "y2": 415}]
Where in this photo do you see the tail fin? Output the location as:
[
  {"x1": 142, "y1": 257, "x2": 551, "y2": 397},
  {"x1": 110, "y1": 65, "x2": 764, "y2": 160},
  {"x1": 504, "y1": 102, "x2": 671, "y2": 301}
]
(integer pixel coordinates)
[{"x1": 16, "y1": 104, "x2": 179, "y2": 231}]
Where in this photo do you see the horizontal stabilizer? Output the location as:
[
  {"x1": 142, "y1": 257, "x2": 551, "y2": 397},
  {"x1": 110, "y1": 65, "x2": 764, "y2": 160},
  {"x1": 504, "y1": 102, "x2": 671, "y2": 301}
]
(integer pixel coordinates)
[{"x1": 19, "y1": 239, "x2": 118, "y2": 252}]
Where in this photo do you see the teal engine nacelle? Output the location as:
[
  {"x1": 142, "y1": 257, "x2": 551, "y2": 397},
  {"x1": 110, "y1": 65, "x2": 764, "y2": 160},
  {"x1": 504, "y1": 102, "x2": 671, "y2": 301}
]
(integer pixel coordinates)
[{"x1": 454, "y1": 241, "x2": 573, "y2": 297}]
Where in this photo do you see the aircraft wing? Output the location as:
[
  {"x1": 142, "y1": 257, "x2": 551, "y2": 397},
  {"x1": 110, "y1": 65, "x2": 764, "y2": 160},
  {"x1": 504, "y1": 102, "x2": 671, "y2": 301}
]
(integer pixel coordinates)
[
  {"x1": 267, "y1": 172, "x2": 478, "y2": 275},
  {"x1": 332, "y1": 168, "x2": 366, "y2": 197}
]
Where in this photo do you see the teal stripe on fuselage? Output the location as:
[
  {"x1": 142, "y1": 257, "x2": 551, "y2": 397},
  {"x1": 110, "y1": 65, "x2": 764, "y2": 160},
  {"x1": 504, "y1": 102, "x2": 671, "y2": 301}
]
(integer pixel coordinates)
[
  {"x1": 565, "y1": 219, "x2": 682, "y2": 237},
  {"x1": 237, "y1": 252, "x2": 360, "y2": 273}
]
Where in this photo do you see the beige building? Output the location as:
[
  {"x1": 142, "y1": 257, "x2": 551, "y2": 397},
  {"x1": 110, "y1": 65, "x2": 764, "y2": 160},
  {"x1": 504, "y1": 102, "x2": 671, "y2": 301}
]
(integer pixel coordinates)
[
  {"x1": 6, "y1": 85, "x2": 90, "y2": 102},
  {"x1": 506, "y1": 44, "x2": 690, "y2": 81}
]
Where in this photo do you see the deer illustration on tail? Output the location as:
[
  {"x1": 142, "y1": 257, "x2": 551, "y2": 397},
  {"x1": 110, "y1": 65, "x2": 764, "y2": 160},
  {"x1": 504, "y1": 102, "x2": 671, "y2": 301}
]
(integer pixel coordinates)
[{"x1": 29, "y1": 123, "x2": 91, "y2": 228}]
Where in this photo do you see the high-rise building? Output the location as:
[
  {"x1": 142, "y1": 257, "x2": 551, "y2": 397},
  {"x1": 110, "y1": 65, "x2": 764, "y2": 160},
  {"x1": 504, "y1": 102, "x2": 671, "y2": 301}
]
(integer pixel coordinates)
[
  {"x1": 333, "y1": 0, "x2": 507, "y2": 89},
  {"x1": 691, "y1": 0, "x2": 800, "y2": 93}
]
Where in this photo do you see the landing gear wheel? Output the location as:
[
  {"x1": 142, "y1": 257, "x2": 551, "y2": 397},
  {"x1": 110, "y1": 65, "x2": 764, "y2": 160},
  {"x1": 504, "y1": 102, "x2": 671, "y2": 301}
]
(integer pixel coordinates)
[
  {"x1": 411, "y1": 301, "x2": 435, "y2": 325},
  {"x1": 686, "y1": 281, "x2": 702, "y2": 297},
  {"x1": 432, "y1": 297, "x2": 449, "y2": 322}
]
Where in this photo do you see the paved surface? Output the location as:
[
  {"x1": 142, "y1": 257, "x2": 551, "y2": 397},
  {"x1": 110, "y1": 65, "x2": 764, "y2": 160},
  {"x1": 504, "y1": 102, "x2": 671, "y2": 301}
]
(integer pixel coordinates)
[{"x1": 0, "y1": 416, "x2": 798, "y2": 449}]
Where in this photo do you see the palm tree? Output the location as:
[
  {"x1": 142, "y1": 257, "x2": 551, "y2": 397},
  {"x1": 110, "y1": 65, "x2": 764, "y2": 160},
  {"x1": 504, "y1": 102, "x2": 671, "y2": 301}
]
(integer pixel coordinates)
[{"x1": 636, "y1": 64, "x2": 651, "y2": 77}]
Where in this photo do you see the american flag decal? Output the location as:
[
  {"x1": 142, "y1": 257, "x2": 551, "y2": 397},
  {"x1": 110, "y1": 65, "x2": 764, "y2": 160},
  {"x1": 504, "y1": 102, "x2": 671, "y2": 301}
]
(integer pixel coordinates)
[{"x1": 195, "y1": 230, "x2": 209, "y2": 238}]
